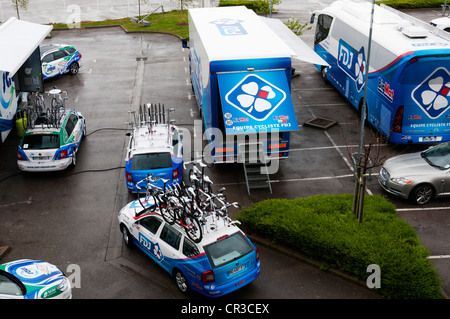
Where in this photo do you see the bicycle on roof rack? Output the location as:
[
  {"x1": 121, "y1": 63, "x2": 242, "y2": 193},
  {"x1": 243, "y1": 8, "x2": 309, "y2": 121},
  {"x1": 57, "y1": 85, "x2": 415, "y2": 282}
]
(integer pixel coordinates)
[
  {"x1": 26, "y1": 87, "x2": 69, "y2": 130},
  {"x1": 136, "y1": 174, "x2": 203, "y2": 243}
]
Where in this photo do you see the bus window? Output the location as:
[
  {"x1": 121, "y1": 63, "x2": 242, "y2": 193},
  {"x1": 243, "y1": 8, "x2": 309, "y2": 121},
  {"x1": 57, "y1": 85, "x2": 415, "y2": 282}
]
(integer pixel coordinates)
[{"x1": 315, "y1": 14, "x2": 333, "y2": 45}]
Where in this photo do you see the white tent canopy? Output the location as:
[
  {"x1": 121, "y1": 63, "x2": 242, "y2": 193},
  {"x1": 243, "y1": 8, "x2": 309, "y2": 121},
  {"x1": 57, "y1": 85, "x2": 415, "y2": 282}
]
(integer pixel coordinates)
[
  {"x1": 260, "y1": 16, "x2": 329, "y2": 66},
  {"x1": 0, "y1": 17, "x2": 52, "y2": 75}
]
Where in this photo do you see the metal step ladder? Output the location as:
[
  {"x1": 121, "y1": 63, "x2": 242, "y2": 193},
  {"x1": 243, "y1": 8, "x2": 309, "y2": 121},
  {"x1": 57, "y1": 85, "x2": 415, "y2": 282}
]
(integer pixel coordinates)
[{"x1": 238, "y1": 143, "x2": 272, "y2": 195}]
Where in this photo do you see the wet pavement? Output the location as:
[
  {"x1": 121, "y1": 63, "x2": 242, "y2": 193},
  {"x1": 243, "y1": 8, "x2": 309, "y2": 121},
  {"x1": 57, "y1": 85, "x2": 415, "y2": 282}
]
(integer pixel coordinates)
[{"x1": 0, "y1": 0, "x2": 449, "y2": 304}]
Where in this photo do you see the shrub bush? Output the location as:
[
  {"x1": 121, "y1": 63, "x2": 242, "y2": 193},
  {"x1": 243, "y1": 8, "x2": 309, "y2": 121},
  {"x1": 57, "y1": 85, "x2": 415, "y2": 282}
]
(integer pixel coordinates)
[
  {"x1": 236, "y1": 194, "x2": 444, "y2": 299},
  {"x1": 376, "y1": 0, "x2": 443, "y2": 9}
]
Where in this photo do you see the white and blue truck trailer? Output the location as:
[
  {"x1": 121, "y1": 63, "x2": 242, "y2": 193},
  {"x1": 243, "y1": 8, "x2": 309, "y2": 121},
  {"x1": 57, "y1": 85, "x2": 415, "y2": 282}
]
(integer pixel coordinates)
[
  {"x1": 184, "y1": 6, "x2": 327, "y2": 165},
  {"x1": 0, "y1": 17, "x2": 52, "y2": 143}
]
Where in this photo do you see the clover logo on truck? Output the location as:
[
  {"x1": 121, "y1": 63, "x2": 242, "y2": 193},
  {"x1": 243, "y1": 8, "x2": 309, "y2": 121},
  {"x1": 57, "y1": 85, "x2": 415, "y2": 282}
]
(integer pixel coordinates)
[
  {"x1": 412, "y1": 67, "x2": 450, "y2": 119},
  {"x1": 225, "y1": 74, "x2": 286, "y2": 121}
]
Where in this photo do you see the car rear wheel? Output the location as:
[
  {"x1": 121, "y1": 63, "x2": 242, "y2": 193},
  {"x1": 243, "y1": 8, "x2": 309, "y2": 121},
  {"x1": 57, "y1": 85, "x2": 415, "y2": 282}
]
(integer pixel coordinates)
[
  {"x1": 410, "y1": 184, "x2": 434, "y2": 205},
  {"x1": 174, "y1": 270, "x2": 190, "y2": 294},
  {"x1": 69, "y1": 62, "x2": 79, "y2": 75},
  {"x1": 72, "y1": 150, "x2": 77, "y2": 167}
]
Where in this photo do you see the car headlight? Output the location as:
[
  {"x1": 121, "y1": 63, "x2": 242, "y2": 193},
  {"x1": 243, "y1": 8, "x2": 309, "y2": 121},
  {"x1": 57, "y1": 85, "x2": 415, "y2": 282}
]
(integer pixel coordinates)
[
  {"x1": 57, "y1": 277, "x2": 71, "y2": 292},
  {"x1": 391, "y1": 177, "x2": 414, "y2": 185}
]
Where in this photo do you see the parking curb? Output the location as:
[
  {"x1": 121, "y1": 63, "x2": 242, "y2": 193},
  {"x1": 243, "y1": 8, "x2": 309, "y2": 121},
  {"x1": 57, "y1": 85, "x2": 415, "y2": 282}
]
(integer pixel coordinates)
[
  {"x1": 49, "y1": 24, "x2": 183, "y2": 40},
  {"x1": 249, "y1": 233, "x2": 449, "y2": 299},
  {"x1": 247, "y1": 233, "x2": 374, "y2": 290},
  {"x1": 0, "y1": 246, "x2": 11, "y2": 259}
]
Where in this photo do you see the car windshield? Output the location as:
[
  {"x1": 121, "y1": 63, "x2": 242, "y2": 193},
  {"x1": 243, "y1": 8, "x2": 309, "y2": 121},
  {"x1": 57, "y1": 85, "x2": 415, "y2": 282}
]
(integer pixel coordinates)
[
  {"x1": 21, "y1": 134, "x2": 60, "y2": 150},
  {"x1": 131, "y1": 152, "x2": 172, "y2": 170},
  {"x1": 0, "y1": 271, "x2": 23, "y2": 296},
  {"x1": 203, "y1": 232, "x2": 253, "y2": 268},
  {"x1": 422, "y1": 142, "x2": 450, "y2": 169}
]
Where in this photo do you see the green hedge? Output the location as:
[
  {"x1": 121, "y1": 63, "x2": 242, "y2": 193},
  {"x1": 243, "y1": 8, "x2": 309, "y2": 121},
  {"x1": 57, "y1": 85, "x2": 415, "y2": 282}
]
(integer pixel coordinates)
[
  {"x1": 236, "y1": 194, "x2": 444, "y2": 299},
  {"x1": 218, "y1": 0, "x2": 280, "y2": 13},
  {"x1": 376, "y1": 0, "x2": 443, "y2": 8}
]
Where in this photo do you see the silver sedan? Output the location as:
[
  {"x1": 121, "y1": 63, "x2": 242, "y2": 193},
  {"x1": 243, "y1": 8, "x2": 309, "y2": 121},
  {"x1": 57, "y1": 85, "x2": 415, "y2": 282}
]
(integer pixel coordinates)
[{"x1": 378, "y1": 142, "x2": 450, "y2": 205}]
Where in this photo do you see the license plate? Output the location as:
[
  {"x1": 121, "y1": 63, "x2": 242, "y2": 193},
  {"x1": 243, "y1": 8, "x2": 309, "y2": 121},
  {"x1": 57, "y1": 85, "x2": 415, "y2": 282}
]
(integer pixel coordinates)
[
  {"x1": 229, "y1": 265, "x2": 245, "y2": 275},
  {"x1": 419, "y1": 136, "x2": 442, "y2": 142},
  {"x1": 33, "y1": 156, "x2": 49, "y2": 160}
]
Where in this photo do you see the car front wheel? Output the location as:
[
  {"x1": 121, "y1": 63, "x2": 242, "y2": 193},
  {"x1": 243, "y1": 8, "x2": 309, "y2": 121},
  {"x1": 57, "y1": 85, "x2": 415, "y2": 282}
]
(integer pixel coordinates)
[
  {"x1": 121, "y1": 226, "x2": 133, "y2": 248},
  {"x1": 410, "y1": 184, "x2": 434, "y2": 205}
]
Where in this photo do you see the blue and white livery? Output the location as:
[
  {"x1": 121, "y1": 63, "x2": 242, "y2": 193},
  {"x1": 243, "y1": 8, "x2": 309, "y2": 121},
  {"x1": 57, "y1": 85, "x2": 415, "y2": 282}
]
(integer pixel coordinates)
[
  {"x1": 118, "y1": 198, "x2": 260, "y2": 297},
  {"x1": 0, "y1": 259, "x2": 71, "y2": 299},
  {"x1": 185, "y1": 6, "x2": 326, "y2": 162},
  {"x1": 311, "y1": 0, "x2": 450, "y2": 144}
]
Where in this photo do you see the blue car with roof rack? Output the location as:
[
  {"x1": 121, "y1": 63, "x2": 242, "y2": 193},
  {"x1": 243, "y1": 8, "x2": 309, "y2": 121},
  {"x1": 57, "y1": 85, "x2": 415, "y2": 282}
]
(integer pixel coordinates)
[{"x1": 125, "y1": 103, "x2": 183, "y2": 192}]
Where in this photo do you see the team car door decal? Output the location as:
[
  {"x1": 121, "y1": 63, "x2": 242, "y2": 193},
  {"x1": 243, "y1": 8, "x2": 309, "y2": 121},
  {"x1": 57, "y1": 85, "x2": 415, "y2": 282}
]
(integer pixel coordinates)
[
  {"x1": 411, "y1": 67, "x2": 450, "y2": 119},
  {"x1": 217, "y1": 70, "x2": 298, "y2": 134},
  {"x1": 138, "y1": 233, "x2": 164, "y2": 261}
]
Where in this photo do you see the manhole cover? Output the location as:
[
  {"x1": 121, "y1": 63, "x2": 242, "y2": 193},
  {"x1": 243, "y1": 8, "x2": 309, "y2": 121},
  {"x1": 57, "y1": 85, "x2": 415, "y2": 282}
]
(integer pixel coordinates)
[{"x1": 303, "y1": 117, "x2": 337, "y2": 129}]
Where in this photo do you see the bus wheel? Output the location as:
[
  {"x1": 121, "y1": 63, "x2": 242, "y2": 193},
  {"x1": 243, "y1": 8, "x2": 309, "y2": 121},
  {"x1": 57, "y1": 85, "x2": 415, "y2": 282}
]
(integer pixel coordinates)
[{"x1": 359, "y1": 100, "x2": 368, "y2": 123}]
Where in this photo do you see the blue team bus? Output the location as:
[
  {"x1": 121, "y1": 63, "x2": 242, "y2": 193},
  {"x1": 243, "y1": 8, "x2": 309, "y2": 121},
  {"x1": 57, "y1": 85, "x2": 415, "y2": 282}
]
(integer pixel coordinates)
[{"x1": 311, "y1": 0, "x2": 450, "y2": 144}]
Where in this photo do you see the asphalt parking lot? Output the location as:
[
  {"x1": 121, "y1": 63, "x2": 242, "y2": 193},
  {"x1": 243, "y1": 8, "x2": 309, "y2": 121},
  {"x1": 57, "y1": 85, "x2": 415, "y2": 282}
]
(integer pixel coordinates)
[{"x1": 0, "y1": 3, "x2": 449, "y2": 301}]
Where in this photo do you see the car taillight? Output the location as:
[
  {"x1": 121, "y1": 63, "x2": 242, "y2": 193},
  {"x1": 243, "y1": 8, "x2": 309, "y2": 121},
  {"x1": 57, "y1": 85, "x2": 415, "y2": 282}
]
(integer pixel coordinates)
[
  {"x1": 255, "y1": 247, "x2": 260, "y2": 262},
  {"x1": 173, "y1": 168, "x2": 179, "y2": 179},
  {"x1": 201, "y1": 270, "x2": 215, "y2": 283},
  {"x1": 126, "y1": 172, "x2": 133, "y2": 182},
  {"x1": 60, "y1": 149, "x2": 68, "y2": 159},
  {"x1": 269, "y1": 143, "x2": 286, "y2": 149},
  {"x1": 17, "y1": 151, "x2": 22, "y2": 160},
  {"x1": 393, "y1": 105, "x2": 404, "y2": 134}
]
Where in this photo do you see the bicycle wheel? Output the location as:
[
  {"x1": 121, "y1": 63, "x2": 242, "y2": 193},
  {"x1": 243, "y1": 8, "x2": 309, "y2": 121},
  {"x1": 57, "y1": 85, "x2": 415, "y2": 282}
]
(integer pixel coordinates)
[
  {"x1": 160, "y1": 197, "x2": 176, "y2": 225},
  {"x1": 137, "y1": 187, "x2": 156, "y2": 211},
  {"x1": 183, "y1": 214, "x2": 202, "y2": 243}
]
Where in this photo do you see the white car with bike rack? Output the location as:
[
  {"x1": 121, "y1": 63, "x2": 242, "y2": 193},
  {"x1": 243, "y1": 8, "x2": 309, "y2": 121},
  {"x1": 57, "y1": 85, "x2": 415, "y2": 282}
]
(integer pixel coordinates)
[{"x1": 118, "y1": 165, "x2": 261, "y2": 297}]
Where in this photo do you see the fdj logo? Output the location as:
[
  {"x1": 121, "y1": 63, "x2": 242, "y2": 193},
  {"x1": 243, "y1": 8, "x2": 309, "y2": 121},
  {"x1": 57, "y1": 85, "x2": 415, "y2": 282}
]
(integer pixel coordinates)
[
  {"x1": 225, "y1": 74, "x2": 286, "y2": 121},
  {"x1": 139, "y1": 233, "x2": 163, "y2": 261},
  {"x1": 210, "y1": 18, "x2": 247, "y2": 36},
  {"x1": 1, "y1": 72, "x2": 14, "y2": 110},
  {"x1": 338, "y1": 40, "x2": 366, "y2": 92},
  {"x1": 412, "y1": 67, "x2": 450, "y2": 119}
]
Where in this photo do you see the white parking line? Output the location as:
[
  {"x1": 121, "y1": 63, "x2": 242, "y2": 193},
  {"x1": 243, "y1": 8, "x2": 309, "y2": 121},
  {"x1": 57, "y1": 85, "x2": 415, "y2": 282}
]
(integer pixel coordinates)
[
  {"x1": 0, "y1": 197, "x2": 32, "y2": 208},
  {"x1": 427, "y1": 255, "x2": 450, "y2": 259},
  {"x1": 397, "y1": 207, "x2": 450, "y2": 212}
]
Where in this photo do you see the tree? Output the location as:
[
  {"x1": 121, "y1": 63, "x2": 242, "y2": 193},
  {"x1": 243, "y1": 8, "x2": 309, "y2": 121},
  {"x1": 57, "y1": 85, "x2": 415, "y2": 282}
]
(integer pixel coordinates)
[
  {"x1": 342, "y1": 125, "x2": 388, "y2": 223},
  {"x1": 172, "y1": 0, "x2": 193, "y2": 25},
  {"x1": 283, "y1": 17, "x2": 311, "y2": 36},
  {"x1": 12, "y1": 0, "x2": 29, "y2": 20}
]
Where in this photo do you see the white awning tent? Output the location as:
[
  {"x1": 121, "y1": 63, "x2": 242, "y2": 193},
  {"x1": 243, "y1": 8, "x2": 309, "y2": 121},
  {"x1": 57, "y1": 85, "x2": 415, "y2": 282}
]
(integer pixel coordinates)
[
  {"x1": 260, "y1": 16, "x2": 329, "y2": 66},
  {"x1": 0, "y1": 17, "x2": 52, "y2": 75}
]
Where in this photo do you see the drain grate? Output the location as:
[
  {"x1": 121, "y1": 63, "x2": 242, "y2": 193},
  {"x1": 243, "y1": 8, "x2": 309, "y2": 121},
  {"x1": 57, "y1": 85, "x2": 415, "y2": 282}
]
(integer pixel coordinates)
[{"x1": 303, "y1": 117, "x2": 337, "y2": 130}]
